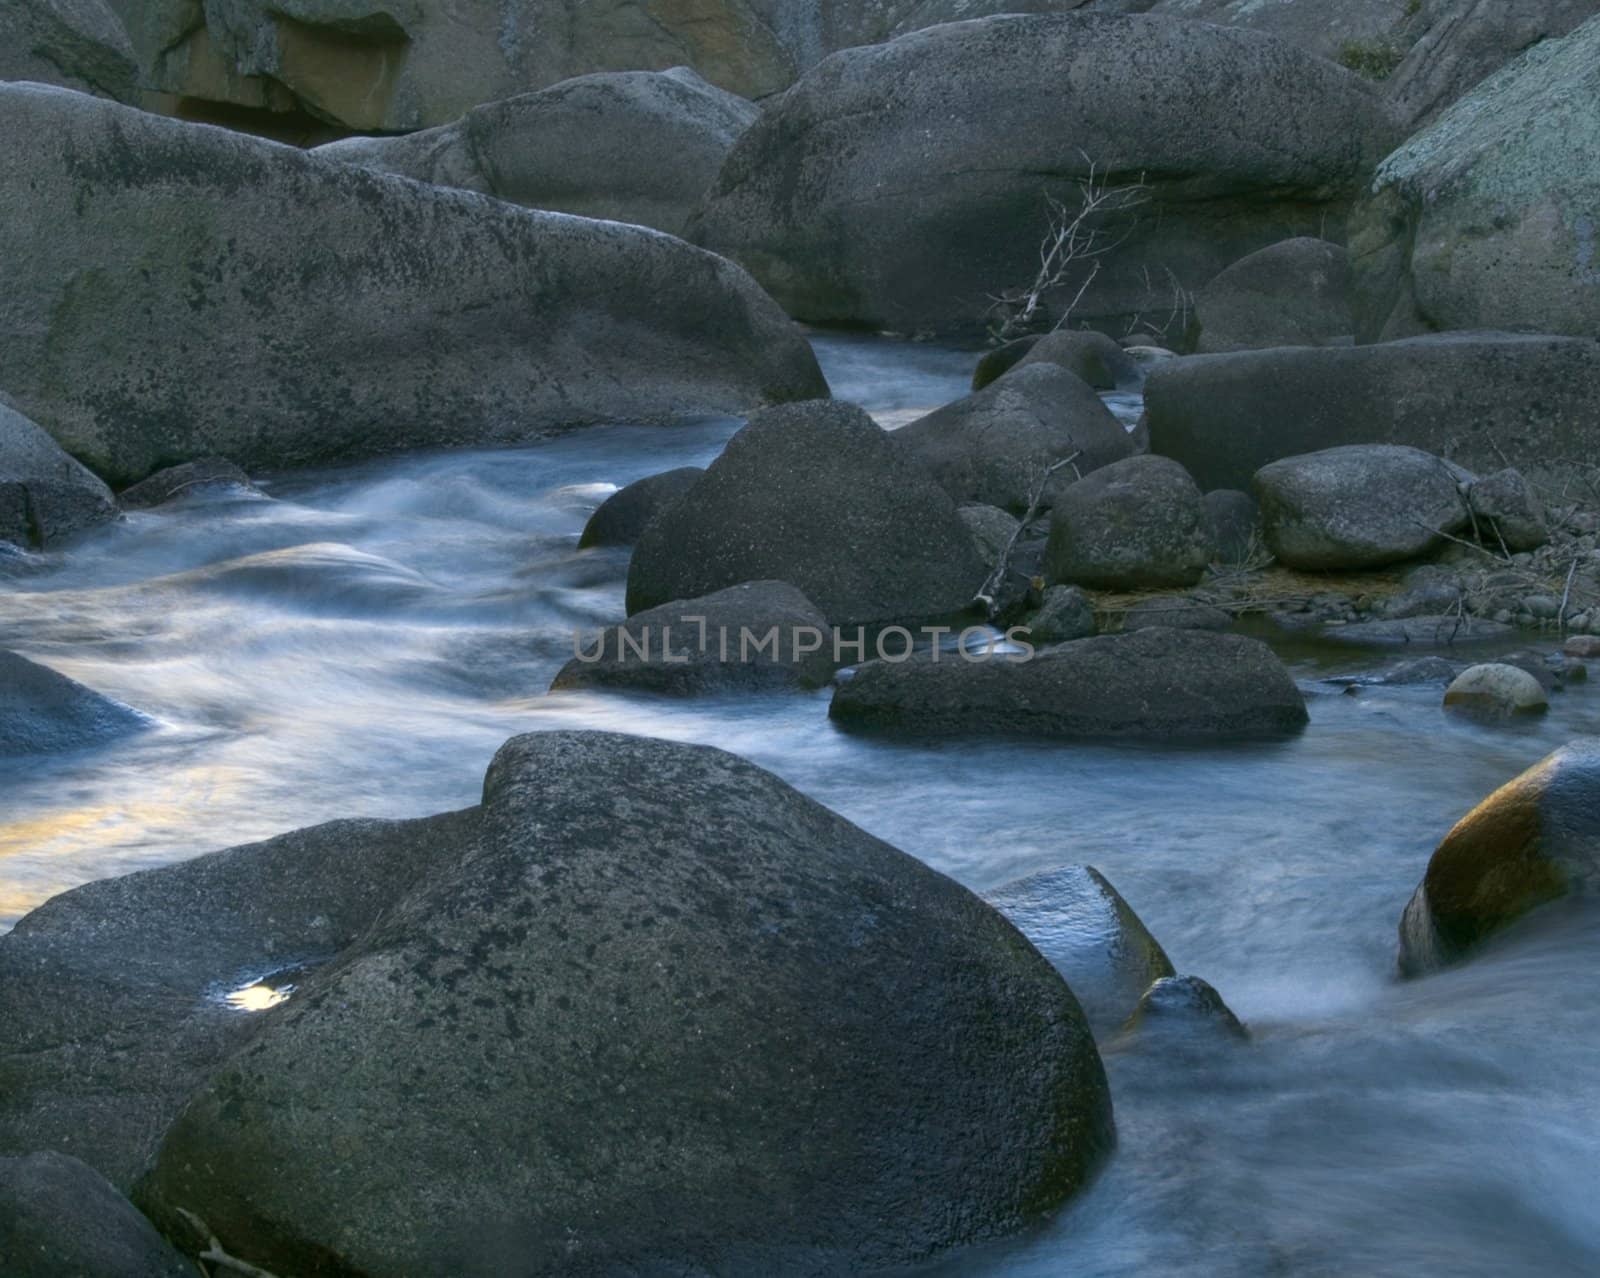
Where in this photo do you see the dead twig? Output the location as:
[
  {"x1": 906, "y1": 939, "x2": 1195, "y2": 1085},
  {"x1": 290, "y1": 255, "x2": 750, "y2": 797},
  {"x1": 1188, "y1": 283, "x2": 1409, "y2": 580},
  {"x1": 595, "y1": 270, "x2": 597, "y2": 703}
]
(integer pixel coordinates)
[
  {"x1": 176, "y1": 1209, "x2": 285, "y2": 1278},
  {"x1": 974, "y1": 452, "x2": 1081, "y2": 618}
]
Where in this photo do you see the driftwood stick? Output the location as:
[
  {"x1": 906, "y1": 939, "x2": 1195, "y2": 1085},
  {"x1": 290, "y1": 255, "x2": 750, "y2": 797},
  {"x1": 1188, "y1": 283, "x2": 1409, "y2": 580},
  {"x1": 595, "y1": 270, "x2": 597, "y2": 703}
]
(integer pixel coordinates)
[
  {"x1": 176, "y1": 1209, "x2": 285, "y2": 1278},
  {"x1": 974, "y1": 452, "x2": 1081, "y2": 618}
]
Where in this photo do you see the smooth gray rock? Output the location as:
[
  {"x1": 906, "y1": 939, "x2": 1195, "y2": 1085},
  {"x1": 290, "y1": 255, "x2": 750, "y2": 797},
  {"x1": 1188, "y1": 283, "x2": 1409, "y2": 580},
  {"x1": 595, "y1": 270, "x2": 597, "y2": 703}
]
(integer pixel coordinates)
[
  {"x1": 1121, "y1": 974, "x2": 1247, "y2": 1041},
  {"x1": 830, "y1": 628, "x2": 1308, "y2": 739},
  {"x1": 1398, "y1": 739, "x2": 1600, "y2": 975},
  {"x1": 114, "y1": 731, "x2": 1112, "y2": 1275},
  {"x1": 116, "y1": 458, "x2": 254, "y2": 510},
  {"x1": 971, "y1": 336, "x2": 1043, "y2": 391},
  {"x1": 1144, "y1": 332, "x2": 1600, "y2": 491},
  {"x1": 1045, "y1": 456, "x2": 1212, "y2": 590},
  {"x1": 0, "y1": 83, "x2": 825, "y2": 487},
  {"x1": 578, "y1": 467, "x2": 704, "y2": 549},
  {"x1": 0, "y1": 1151, "x2": 195, "y2": 1278},
  {"x1": 691, "y1": 13, "x2": 1396, "y2": 337},
  {"x1": 1194, "y1": 238, "x2": 1353, "y2": 354},
  {"x1": 627, "y1": 401, "x2": 987, "y2": 627},
  {"x1": 0, "y1": 398, "x2": 118, "y2": 548},
  {"x1": 1316, "y1": 615, "x2": 1516, "y2": 648},
  {"x1": 1254, "y1": 445, "x2": 1468, "y2": 571},
  {"x1": 314, "y1": 68, "x2": 758, "y2": 237},
  {"x1": 1115, "y1": 0, "x2": 1416, "y2": 64},
  {"x1": 550, "y1": 581, "x2": 836, "y2": 694},
  {"x1": 1443, "y1": 663, "x2": 1550, "y2": 718},
  {"x1": 987, "y1": 864, "x2": 1174, "y2": 1033},
  {"x1": 1203, "y1": 488, "x2": 1260, "y2": 564},
  {"x1": 0, "y1": 0, "x2": 138, "y2": 102},
  {"x1": 1009, "y1": 329, "x2": 1144, "y2": 391},
  {"x1": 1386, "y1": 0, "x2": 1600, "y2": 129},
  {"x1": 1464, "y1": 468, "x2": 1549, "y2": 553},
  {"x1": 0, "y1": 651, "x2": 146, "y2": 758},
  {"x1": 892, "y1": 363, "x2": 1135, "y2": 513},
  {"x1": 1028, "y1": 584, "x2": 1097, "y2": 643},
  {"x1": 1355, "y1": 14, "x2": 1600, "y2": 342},
  {"x1": 958, "y1": 503, "x2": 1022, "y2": 564}
]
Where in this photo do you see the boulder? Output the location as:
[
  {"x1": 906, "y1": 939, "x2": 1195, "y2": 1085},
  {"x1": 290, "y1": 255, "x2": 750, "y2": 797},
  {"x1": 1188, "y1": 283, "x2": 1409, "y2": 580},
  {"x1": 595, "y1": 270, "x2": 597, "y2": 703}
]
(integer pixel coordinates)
[
  {"x1": 1464, "y1": 469, "x2": 1548, "y2": 553},
  {"x1": 892, "y1": 363, "x2": 1135, "y2": 513},
  {"x1": 1121, "y1": 974, "x2": 1247, "y2": 1041},
  {"x1": 829, "y1": 628, "x2": 1308, "y2": 739},
  {"x1": 1316, "y1": 615, "x2": 1515, "y2": 648},
  {"x1": 0, "y1": 84, "x2": 825, "y2": 488},
  {"x1": 1009, "y1": 329, "x2": 1144, "y2": 391},
  {"x1": 1203, "y1": 488, "x2": 1259, "y2": 564},
  {"x1": 1107, "y1": 0, "x2": 1417, "y2": 65},
  {"x1": 1193, "y1": 238, "x2": 1353, "y2": 353},
  {"x1": 314, "y1": 69, "x2": 758, "y2": 238},
  {"x1": 1144, "y1": 332, "x2": 1600, "y2": 491},
  {"x1": 1254, "y1": 445, "x2": 1468, "y2": 572},
  {"x1": 1398, "y1": 739, "x2": 1600, "y2": 975},
  {"x1": 690, "y1": 14, "x2": 1396, "y2": 337},
  {"x1": 103, "y1": 731, "x2": 1111, "y2": 1274},
  {"x1": 550, "y1": 581, "x2": 836, "y2": 695},
  {"x1": 1028, "y1": 584, "x2": 1097, "y2": 643},
  {"x1": 0, "y1": 1151, "x2": 195, "y2": 1278},
  {"x1": 627, "y1": 401, "x2": 987, "y2": 627},
  {"x1": 1122, "y1": 596, "x2": 1231, "y2": 632},
  {"x1": 578, "y1": 467, "x2": 704, "y2": 549},
  {"x1": 0, "y1": 398, "x2": 118, "y2": 548},
  {"x1": 958, "y1": 503, "x2": 1022, "y2": 564},
  {"x1": 1442, "y1": 663, "x2": 1550, "y2": 718},
  {"x1": 1044, "y1": 455, "x2": 1212, "y2": 590},
  {"x1": 117, "y1": 458, "x2": 255, "y2": 511},
  {"x1": 1566, "y1": 636, "x2": 1600, "y2": 658},
  {"x1": 1385, "y1": 0, "x2": 1600, "y2": 130},
  {"x1": 971, "y1": 336, "x2": 1043, "y2": 391},
  {"x1": 1355, "y1": 15, "x2": 1600, "y2": 343},
  {"x1": 986, "y1": 864, "x2": 1174, "y2": 1033},
  {"x1": 0, "y1": 651, "x2": 146, "y2": 758},
  {"x1": 0, "y1": 0, "x2": 139, "y2": 102}
]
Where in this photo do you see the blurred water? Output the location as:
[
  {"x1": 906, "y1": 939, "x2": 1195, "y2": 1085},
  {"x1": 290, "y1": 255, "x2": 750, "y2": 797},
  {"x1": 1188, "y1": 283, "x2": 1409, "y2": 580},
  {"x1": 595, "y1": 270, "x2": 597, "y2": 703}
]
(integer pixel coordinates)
[{"x1": 2, "y1": 334, "x2": 1597, "y2": 1276}]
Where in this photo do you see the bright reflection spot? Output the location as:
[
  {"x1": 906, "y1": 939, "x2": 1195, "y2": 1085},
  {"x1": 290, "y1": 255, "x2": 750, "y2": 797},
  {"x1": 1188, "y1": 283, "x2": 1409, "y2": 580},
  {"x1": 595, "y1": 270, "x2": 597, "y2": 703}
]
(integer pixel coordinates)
[{"x1": 225, "y1": 981, "x2": 293, "y2": 1012}]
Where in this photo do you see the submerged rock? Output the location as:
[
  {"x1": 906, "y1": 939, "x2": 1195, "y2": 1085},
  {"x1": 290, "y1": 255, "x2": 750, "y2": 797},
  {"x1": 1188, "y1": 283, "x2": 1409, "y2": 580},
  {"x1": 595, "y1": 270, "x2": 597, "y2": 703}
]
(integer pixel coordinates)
[
  {"x1": 829, "y1": 628, "x2": 1308, "y2": 740},
  {"x1": 987, "y1": 865, "x2": 1174, "y2": 1033},
  {"x1": 578, "y1": 467, "x2": 704, "y2": 549},
  {"x1": 0, "y1": 1151, "x2": 194, "y2": 1278},
  {"x1": 0, "y1": 83, "x2": 824, "y2": 487},
  {"x1": 0, "y1": 651, "x2": 146, "y2": 757},
  {"x1": 892, "y1": 364, "x2": 1134, "y2": 513},
  {"x1": 0, "y1": 397, "x2": 117, "y2": 548},
  {"x1": 1193, "y1": 238, "x2": 1352, "y2": 354},
  {"x1": 117, "y1": 458, "x2": 255, "y2": 511},
  {"x1": 1121, "y1": 975, "x2": 1248, "y2": 1042},
  {"x1": 314, "y1": 69, "x2": 758, "y2": 238},
  {"x1": 550, "y1": 581, "x2": 836, "y2": 694},
  {"x1": 1254, "y1": 445, "x2": 1468, "y2": 572},
  {"x1": 1044, "y1": 456, "x2": 1212, "y2": 590},
  {"x1": 1398, "y1": 739, "x2": 1600, "y2": 975},
  {"x1": 1143, "y1": 332, "x2": 1600, "y2": 491},
  {"x1": 1442, "y1": 664, "x2": 1550, "y2": 718},
  {"x1": 690, "y1": 13, "x2": 1395, "y2": 336},
  {"x1": 83, "y1": 731, "x2": 1114, "y2": 1275},
  {"x1": 627, "y1": 401, "x2": 987, "y2": 628}
]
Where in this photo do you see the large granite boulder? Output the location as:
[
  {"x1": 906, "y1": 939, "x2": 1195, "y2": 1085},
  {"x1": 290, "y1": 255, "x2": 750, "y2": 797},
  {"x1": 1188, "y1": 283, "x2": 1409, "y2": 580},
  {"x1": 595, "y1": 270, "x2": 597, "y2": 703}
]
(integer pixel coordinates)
[
  {"x1": 1253, "y1": 445, "x2": 1468, "y2": 571},
  {"x1": 550, "y1": 581, "x2": 837, "y2": 694},
  {"x1": 0, "y1": 83, "x2": 825, "y2": 487},
  {"x1": 1398, "y1": 739, "x2": 1600, "y2": 975},
  {"x1": 0, "y1": 398, "x2": 117, "y2": 549},
  {"x1": 829, "y1": 628, "x2": 1308, "y2": 739},
  {"x1": 0, "y1": 0, "x2": 138, "y2": 102},
  {"x1": 627, "y1": 401, "x2": 987, "y2": 627},
  {"x1": 1100, "y1": 0, "x2": 1417, "y2": 64},
  {"x1": 1044, "y1": 455, "x2": 1212, "y2": 590},
  {"x1": 578, "y1": 467, "x2": 704, "y2": 549},
  {"x1": 1354, "y1": 15, "x2": 1600, "y2": 344},
  {"x1": 0, "y1": 731, "x2": 1123, "y2": 1274},
  {"x1": 314, "y1": 68, "x2": 758, "y2": 238},
  {"x1": 1143, "y1": 332, "x2": 1600, "y2": 491},
  {"x1": 690, "y1": 13, "x2": 1396, "y2": 337},
  {"x1": 1006, "y1": 329, "x2": 1145, "y2": 391},
  {"x1": 1193, "y1": 238, "x2": 1353, "y2": 353},
  {"x1": 0, "y1": 1151, "x2": 195, "y2": 1278},
  {"x1": 0, "y1": 651, "x2": 147, "y2": 758},
  {"x1": 892, "y1": 363, "x2": 1135, "y2": 513},
  {"x1": 987, "y1": 864, "x2": 1174, "y2": 1033}
]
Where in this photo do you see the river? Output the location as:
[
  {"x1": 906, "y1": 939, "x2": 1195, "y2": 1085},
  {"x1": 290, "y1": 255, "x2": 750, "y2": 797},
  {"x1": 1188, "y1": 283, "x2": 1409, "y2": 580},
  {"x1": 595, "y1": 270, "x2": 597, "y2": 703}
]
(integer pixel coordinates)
[{"x1": 2, "y1": 334, "x2": 1597, "y2": 1276}]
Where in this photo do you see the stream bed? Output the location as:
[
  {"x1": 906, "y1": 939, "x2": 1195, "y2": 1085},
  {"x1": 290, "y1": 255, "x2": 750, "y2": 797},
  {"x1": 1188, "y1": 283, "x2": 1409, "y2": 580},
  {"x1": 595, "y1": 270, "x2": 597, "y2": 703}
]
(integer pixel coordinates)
[{"x1": 2, "y1": 335, "x2": 1598, "y2": 1276}]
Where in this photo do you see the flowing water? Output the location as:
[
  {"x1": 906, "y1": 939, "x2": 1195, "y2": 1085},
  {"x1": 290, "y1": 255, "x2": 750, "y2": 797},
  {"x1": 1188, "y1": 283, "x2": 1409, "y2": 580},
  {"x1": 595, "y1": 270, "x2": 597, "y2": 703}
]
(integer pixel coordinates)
[{"x1": 2, "y1": 334, "x2": 1597, "y2": 1275}]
